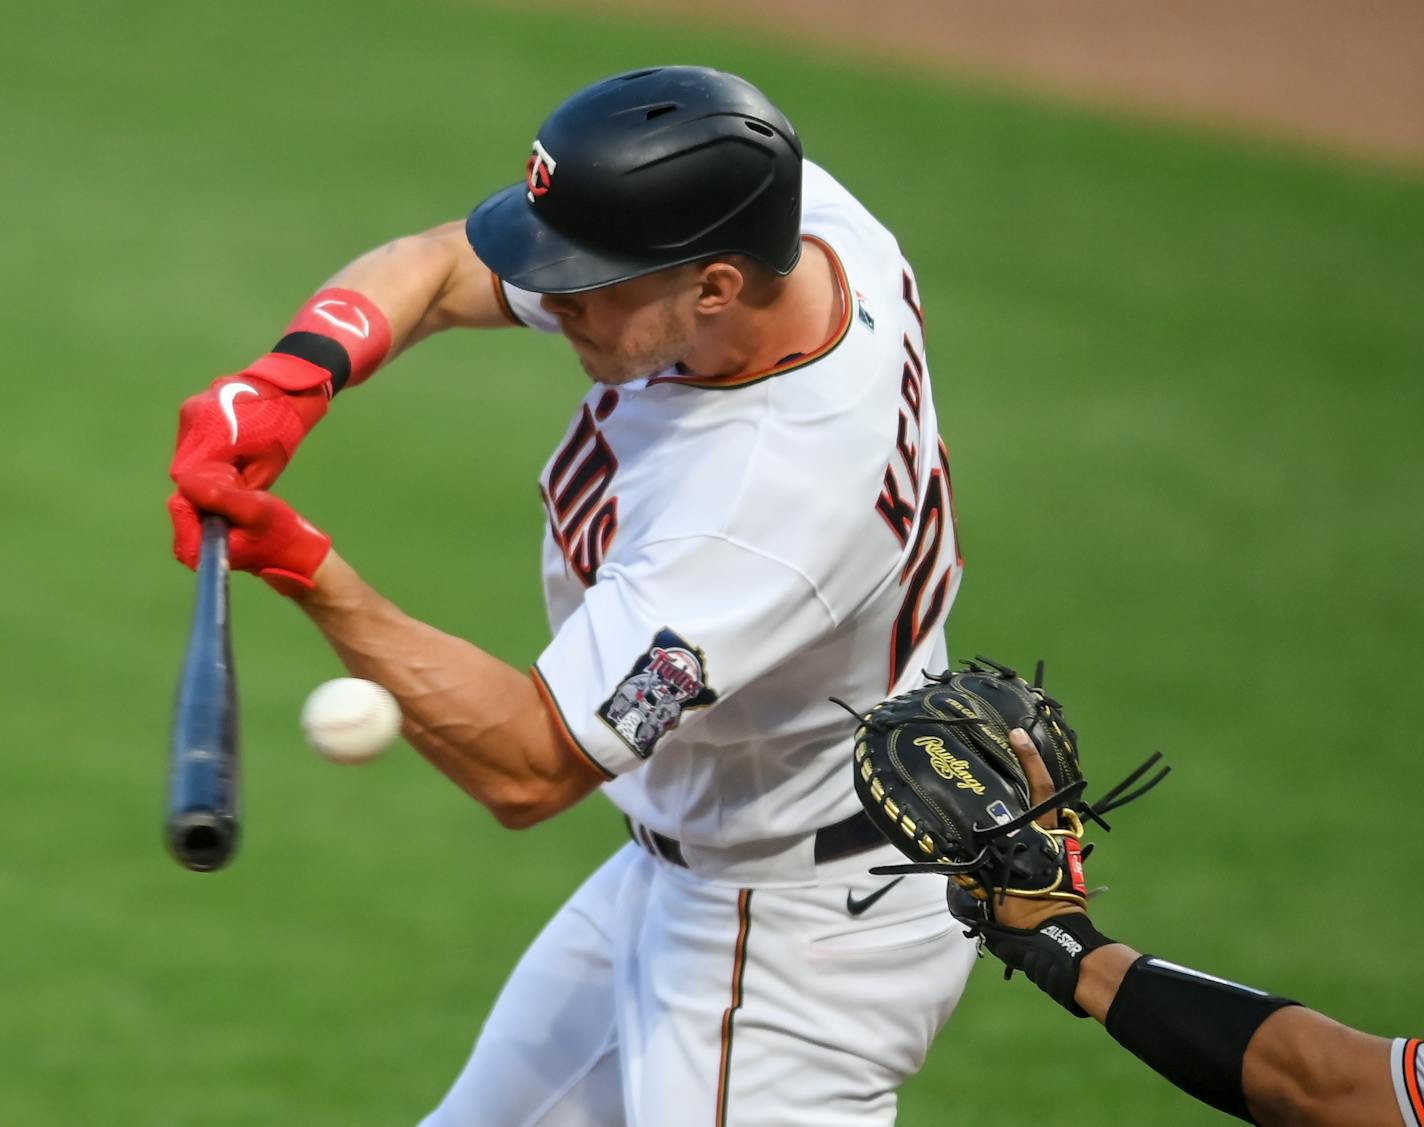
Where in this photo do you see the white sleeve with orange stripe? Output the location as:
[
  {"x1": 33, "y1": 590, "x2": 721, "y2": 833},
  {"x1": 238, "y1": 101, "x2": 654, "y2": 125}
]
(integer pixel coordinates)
[
  {"x1": 1394, "y1": 1037, "x2": 1424, "y2": 1127},
  {"x1": 492, "y1": 275, "x2": 561, "y2": 333},
  {"x1": 530, "y1": 534, "x2": 836, "y2": 779}
]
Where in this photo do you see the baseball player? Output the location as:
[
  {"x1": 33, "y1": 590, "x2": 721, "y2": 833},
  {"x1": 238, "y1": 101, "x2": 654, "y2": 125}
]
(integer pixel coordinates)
[
  {"x1": 983, "y1": 728, "x2": 1422, "y2": 1126},
  {"x1": 168, "y1": 66, "x2": 974, "y2": 1124}
]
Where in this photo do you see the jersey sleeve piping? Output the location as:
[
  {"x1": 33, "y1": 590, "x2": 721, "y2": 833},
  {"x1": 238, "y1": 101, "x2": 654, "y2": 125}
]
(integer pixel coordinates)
[
  {"x1": 1399, "y1": 1037, "x2": 1424, "y2": 1126},
  {"x1": 528, "y1": 664, "x2": 616, "y2": 780},
  {"x1": 629, "y1": 532, "x2": 841, "y2": 628},
  {"x1": 489, "y1": 273, "x2": 525, "y2": 328}
]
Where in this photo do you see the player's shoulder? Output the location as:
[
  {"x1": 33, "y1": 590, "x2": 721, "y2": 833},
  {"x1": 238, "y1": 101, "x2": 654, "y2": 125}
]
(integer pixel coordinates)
[
  {"x1": 799, "y1": 162, "x2": 915, "y2": 373},
  {"x1": 801, "y1": 160, "x2": 900, "y2": 266}
]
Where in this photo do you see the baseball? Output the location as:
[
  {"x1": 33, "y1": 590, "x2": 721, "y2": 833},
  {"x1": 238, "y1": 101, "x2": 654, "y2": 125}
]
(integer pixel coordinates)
[{"x1": 300, "y1": 678, "x2": 402, "y2": 764}]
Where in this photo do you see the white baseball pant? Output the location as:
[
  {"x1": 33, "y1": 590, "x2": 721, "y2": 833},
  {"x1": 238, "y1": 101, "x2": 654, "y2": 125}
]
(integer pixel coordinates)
[{"x1": 419, "y1": 839, "x2": 977, "y2": 1125}]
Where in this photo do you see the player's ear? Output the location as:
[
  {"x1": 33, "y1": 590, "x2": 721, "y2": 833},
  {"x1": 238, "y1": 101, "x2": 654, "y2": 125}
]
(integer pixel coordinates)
[{"x1": 693, "y1": 261, "x2": 744, "y2": 314}]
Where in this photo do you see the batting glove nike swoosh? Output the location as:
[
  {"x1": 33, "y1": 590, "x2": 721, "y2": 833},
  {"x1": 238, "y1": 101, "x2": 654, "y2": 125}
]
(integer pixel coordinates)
[{"x1": 170, "y1": 374, "x2": 329, "y2": 489}]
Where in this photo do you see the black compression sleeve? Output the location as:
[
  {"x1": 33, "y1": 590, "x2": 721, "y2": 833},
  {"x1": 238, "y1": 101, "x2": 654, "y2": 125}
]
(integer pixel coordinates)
[{"x1": 1105, "y1": 955, "x2": 1300, "y2": 1123}]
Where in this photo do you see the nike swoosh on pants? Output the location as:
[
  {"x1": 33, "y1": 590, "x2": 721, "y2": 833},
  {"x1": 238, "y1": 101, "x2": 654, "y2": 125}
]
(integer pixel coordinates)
[{"x1": 845, "y1": 876, "x2": 905, "y2": 917}]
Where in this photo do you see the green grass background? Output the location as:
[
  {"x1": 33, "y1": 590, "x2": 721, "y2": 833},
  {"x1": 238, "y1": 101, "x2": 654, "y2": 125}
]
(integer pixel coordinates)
[{"x1": 4, "y1": 1, "x2": 1422, "y2": 1123}]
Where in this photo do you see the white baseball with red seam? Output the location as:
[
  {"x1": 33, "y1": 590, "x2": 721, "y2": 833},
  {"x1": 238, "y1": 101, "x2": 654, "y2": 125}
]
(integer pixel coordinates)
[{"x1": 300, "y1": 678, "x2": 401, "y2": 763}]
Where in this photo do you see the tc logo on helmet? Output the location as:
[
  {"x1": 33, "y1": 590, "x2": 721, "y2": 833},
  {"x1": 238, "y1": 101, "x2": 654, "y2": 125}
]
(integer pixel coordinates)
[{"x1": 525, "y1": 139, "x2": 557, "y2": 202}]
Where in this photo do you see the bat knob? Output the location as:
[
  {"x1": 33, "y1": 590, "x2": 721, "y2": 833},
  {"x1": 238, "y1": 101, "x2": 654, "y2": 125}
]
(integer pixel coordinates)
[{"x1": 165, "y1": 810, "x2": 238, "y2": 872}]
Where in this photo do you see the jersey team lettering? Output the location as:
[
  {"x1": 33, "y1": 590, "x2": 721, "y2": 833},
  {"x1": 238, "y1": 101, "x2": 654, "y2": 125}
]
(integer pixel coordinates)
[
  {"x1": 599, "y1": 629, "x2": 718, "y2": 758},
  {"x1": 542, "y1": 403, "x2": 619, "y2": 586}
]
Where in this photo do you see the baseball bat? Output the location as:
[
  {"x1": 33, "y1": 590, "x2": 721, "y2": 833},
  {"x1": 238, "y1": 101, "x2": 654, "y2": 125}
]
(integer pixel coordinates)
[{"x1": 165, "y1": 513, "x2": 241, "y2": 871}]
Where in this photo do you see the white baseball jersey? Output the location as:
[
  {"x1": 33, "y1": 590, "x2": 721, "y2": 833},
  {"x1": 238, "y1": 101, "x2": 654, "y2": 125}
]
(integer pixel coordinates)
[
  {"x1": 509, "y1": 160, "x2": 963, "y2": 882},
  {"x1": 422, "y1": 161, "x2": 976, "y2": 1127}
]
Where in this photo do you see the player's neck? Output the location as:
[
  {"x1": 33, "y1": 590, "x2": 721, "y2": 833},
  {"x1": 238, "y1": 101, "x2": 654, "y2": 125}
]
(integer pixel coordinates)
[{"x1": 679, "y1": 239, "x2": 841, "y2": 380}]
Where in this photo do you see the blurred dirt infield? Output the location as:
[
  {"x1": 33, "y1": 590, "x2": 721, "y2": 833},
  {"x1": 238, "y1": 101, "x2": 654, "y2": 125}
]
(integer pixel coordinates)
[{"x1": 525, "y1": 0, "x2": 1424, "y2": 166}]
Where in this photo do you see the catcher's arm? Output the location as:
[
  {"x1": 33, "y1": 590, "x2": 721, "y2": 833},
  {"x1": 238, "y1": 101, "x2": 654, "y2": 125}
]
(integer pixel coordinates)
[{"x1": 997, "y1": 731, "x2": 1401, "y2": 1127}]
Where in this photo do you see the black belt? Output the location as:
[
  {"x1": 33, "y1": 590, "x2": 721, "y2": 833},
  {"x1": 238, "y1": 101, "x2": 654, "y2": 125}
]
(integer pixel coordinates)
[{"x1": 625, "y1": 809, "x2": 886, "y2": 869}]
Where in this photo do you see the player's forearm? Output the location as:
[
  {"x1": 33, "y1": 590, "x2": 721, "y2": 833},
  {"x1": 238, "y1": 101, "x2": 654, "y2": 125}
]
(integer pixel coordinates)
[
  {"x1": 293, "y1": 551, "x2": 599, "y2": 826},
  {"x1": 1075, "y1": 940, "x2": 1397, "y2": 1126},
  {"x1": 321, "y1": 220, "x2": 507, "y2": 359},
  {"x1": 1241, "y1": 1008, "x2": 1396, "y2": 1126}
]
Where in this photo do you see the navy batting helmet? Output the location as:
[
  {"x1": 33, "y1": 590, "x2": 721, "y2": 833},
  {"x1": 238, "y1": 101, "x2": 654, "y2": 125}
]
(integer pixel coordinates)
[{"x1": 466, "y1": 66, "x2": 803, "y2": 294}]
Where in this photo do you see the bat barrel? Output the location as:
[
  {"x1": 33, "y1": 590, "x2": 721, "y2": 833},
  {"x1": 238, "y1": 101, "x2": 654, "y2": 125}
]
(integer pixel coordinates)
[{"x1": 166, "y1": 514, "x2": 241, "y2": 872}]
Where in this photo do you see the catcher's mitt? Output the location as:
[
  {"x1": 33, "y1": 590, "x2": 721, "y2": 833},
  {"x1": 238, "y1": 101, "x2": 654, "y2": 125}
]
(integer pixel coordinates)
[{"x1": 843, "y1": 657, "x2": 1167, "y2": 914}]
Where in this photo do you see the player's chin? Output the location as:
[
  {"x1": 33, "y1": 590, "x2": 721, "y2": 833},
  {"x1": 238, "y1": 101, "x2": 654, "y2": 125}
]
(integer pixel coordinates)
[
  {"x1": 576, "y1": 355, "x2": 624, "y2": 385},
  {"x1": 565, "y1": 337, "x2": 614, "y2": 383},
  {"x1": 575, "y1": 350, "x2": 654, "y2": 387}
]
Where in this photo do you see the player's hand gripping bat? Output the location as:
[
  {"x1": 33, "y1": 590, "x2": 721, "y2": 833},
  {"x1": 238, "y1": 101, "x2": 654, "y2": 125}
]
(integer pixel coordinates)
[{"x1": 165, "y1": 513, "x2": 241, "y2": 871}]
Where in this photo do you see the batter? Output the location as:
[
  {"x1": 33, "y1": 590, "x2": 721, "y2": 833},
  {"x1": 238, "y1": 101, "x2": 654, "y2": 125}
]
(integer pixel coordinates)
[{"x1": 166, "y1": 66, "x2": 976, "y2": 1124}]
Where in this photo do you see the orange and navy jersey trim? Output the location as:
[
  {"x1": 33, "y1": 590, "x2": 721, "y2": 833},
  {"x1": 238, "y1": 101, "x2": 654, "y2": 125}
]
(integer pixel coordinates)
[
  {"x1": 1399, "y1": 1037, "x2": 1423, "y2": 1127},
  {"x1": 649, "y1": 235, "x2": 853, "y2": 392},
  {"x1": 490, "y1": 272, "x2": 524, "y2": 327},
  {"x1": 715, "y1": 889, "x2": 754, "y2": 1125},
  {"x1": 528, "y1": 665, "x2": 616, "y2": 781}
]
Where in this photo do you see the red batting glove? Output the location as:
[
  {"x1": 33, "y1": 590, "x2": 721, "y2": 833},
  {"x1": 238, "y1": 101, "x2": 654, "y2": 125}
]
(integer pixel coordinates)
[
  {"x1": 167, "y1": 373, "x2": 328, "y2": 569},
  {"x1": 167, "y1": 287, "x2": 391, "y2": 548},
  {"x1": 167, "y1": 288, "x2": 390, "y2": 570},
  {"x1": 170, "y1": 374, "x2": 329, "y2": 490},
  {"x1": 170, "y1": 468, "x2": 331, "y2": 596}
]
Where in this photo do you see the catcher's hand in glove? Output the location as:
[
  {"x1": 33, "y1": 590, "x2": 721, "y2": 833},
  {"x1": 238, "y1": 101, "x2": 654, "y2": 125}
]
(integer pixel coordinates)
[{"x1": 840, "y1": 657, "x2": 1169, "y2": 1012}]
